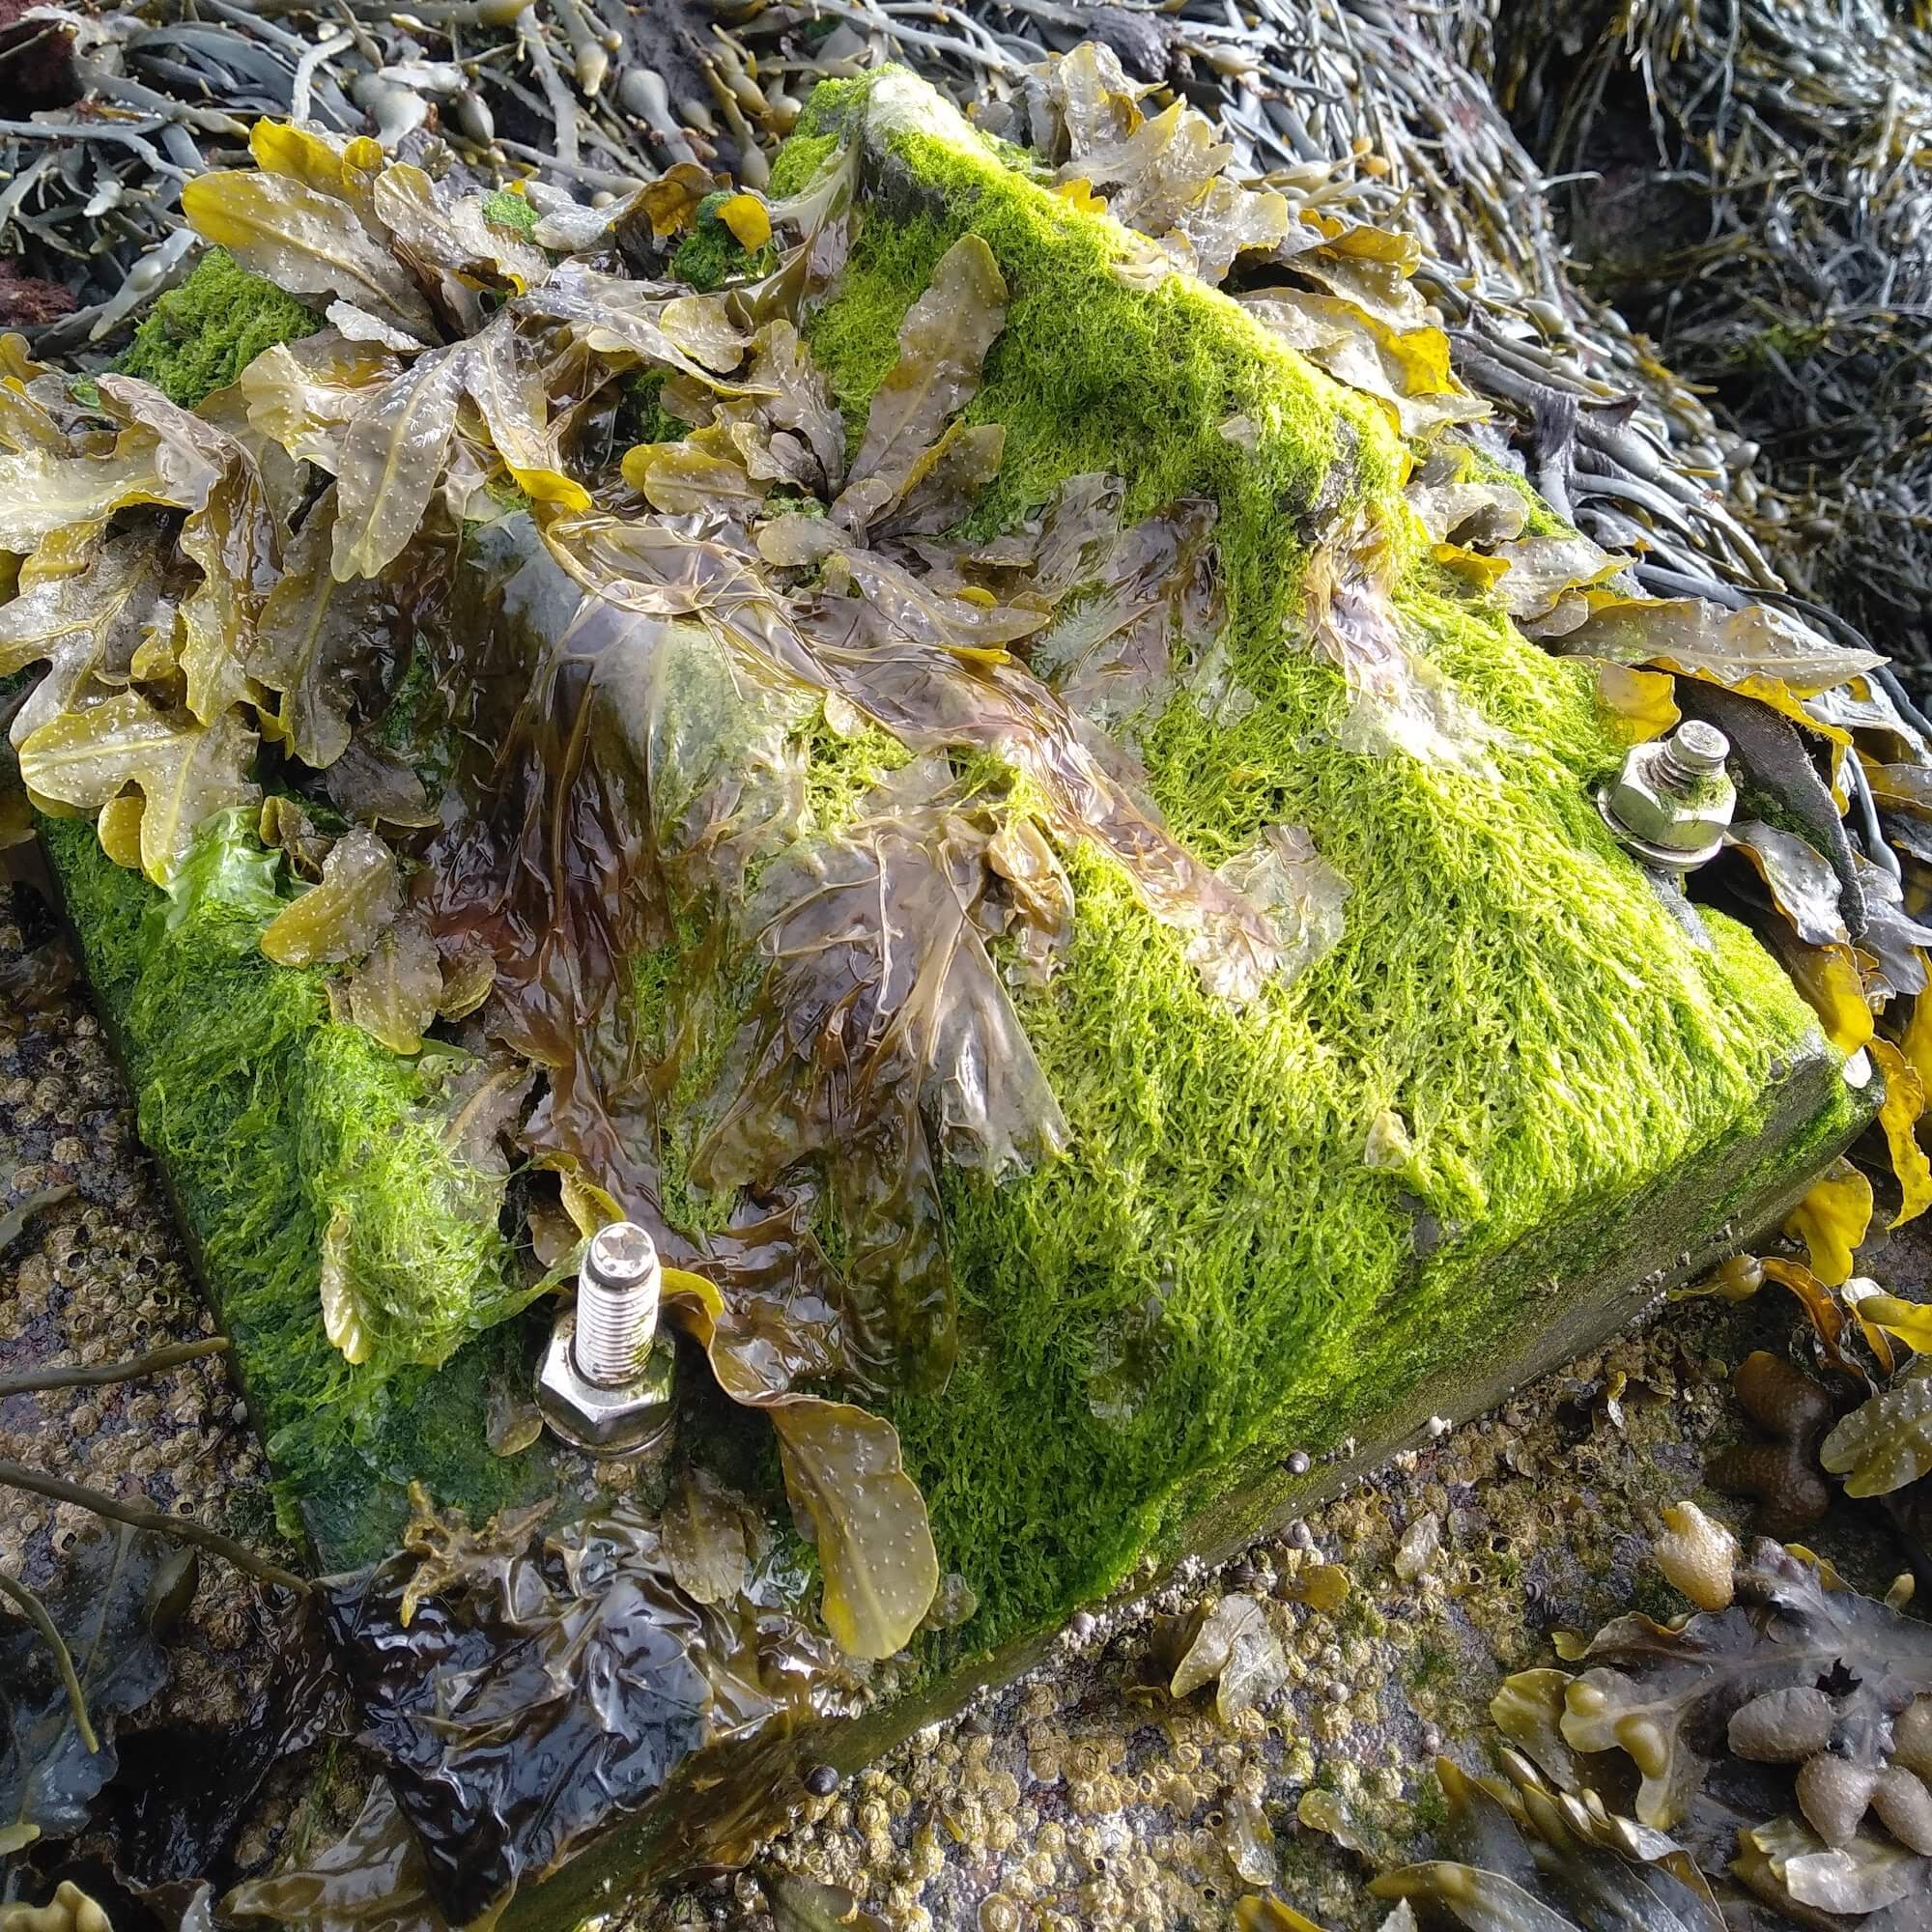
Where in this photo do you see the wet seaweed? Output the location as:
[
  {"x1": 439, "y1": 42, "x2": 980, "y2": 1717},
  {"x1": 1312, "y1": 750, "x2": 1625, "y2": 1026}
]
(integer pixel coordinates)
[{"x1": 323, "y1": 1489, "x2": 859, "y2": 1923}]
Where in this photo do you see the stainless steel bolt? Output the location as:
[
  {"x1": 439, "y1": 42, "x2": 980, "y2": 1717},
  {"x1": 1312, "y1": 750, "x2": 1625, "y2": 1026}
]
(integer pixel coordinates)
[
  {"x1": 1599, "y1": 721, "x2": 1737, "y2": 868},
  {"x1": 1660, "y1": 718, "x2": 1729, "y2": 780},
  {"x1": 534, "y1": 1220, "x2": 675, "y2": 1458},
  {"x1": 574, "y1": 1221, "x2": 661, "y2": 1386}
]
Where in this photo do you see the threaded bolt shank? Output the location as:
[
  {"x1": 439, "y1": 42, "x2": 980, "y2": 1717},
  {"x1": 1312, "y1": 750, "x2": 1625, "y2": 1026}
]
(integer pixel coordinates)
[
  {"x1": 1661, "y1": 719, "x2": 1730, "y2": 781},
  {"x1": 573, "y1": 1221, "x2": 662, "y2": 1387}
]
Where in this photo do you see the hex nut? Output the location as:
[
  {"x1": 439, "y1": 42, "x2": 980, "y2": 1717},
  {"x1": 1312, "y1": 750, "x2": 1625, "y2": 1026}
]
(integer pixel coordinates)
[
  {"x1": 1600, "y1": 727, "x2": 1736, "y2": 867},
  {"x1": 535, "y1": 1306, "x2": 676, "y2": 1457}
]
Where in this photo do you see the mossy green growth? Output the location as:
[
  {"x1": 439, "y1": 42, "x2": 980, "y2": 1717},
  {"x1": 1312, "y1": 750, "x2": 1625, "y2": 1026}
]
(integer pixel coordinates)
[
  {"x1": 797, "y1": 706, "x2": 914, "y2": 835},
  {"x1": 1465, "y1": 445, "x2": 1576, "y2": 540},
  {"x1": 615, "y1": 370, "x2": 692, "y2": 451},
  {"x1": 480, "y1": 186, "x2": 542, "y2": 237},
  {"x1": 745, "y1": 73, "x2": 1847, "y2": 1649},
  {"x1": 41, "y1": 811, "x2": 550, "y2": 1563},
  {"x1": 671, "y1": 191, "x2": 778, "y2": 292},
  {"x1": 119, "y1": 248, "x2": 321, "y2": 406},
  {"x1": 767, "y1": 131, "x2": 838, "y2": 199},
  {"x1": 793, "y1": 71, "x2": 1389, "y2": 622}
]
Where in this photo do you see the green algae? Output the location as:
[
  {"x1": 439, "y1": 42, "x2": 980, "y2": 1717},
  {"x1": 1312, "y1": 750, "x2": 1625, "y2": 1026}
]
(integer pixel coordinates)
[
  {"x1": 27, "y1": 79, "x2": 1852, "y2": 1645},
  {"x1": 743, "y1": 75, "x2": 1846, "y2": 1647},
  {"x1": 798, "y1": 707, "x2": 915, "y2": 835},
  {"x1": 795, "y1": 89, "x2": 1388, "y2": 629},
  {"x1": 614, "y1": 370, "x2": 692, "y2": 451},
  {"x1": 480, "y1": 186, "x2": 541, "y2": 237},
  {"x1": 42, "y1": 811, "x2": 548, "y2": 1562},
  {"x1": 118, "y1": 247, "x2": 321, "y2": 406},
  {"x1": 671, "y1": 190, "x2": 778, "y2": 291},
  {"x1": 768, "y1": 132, "x2": 839, "y2": 200}
]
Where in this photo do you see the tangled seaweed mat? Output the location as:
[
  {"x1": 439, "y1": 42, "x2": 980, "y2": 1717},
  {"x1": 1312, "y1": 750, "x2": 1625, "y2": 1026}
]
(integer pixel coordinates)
[{"x1": 33, "y1": 67, "x2": 1865, "y2": 1799}]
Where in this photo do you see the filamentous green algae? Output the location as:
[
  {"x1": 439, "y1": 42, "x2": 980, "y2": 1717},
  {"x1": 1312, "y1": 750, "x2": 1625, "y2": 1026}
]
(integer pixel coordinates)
[{"x1": 742, "y1": 74, "x2": 1842, "y2": 1645}]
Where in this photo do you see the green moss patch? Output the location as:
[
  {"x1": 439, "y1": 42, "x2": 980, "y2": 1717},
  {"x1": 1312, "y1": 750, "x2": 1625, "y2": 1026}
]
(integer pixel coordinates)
[
  {"x1": 719, "y1": 76, "x2": 1844, "y2": 1647},
  {"x1": 796, "y1": 83, "x2": 1387, "y2": 622},
  {"x1": 43, "y1": 813, "x2": 548, "y2": 1563},
  {"x1": 119, "y1": 247, "x2": 321, "y2": 406},
  {"x1": 670, "y1": 190, "x2": 778, "y2": 292},
  {"x1": 481, "y1": 186, "x2": 541, "y2": 237}
]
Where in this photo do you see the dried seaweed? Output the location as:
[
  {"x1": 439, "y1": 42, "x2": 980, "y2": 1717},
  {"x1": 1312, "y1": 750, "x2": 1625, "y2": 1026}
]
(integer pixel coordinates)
[
  {"x1": 661, "y1": 1267, "x2": 940, "y2": 1660},
  {"x1": 1708, "y1": 1352, "x2": 1840, "y2": 1541},
  {"x1": 250, "y1": 486, "x2": 404, "y2": 768},
  {"x1": 338, "y1": 911, "x2": 443, "y2": 1056},
  {"x1": 94, "y1": 377, "x2": 283, "y2": 726},
  {"x1": 181, "y1": 169, "x2": 435, "y2": 342},
  {"x1": 260, "y1": 825, "x2": 401, "y2": 968},
  {"x1": 687, "y1": 776, "x2": 1068, "y2": 1389},
  {"x1": 1727, "y1": 822, "x2": 1848, "y2": 950},
  {"x1": 107, "y1": 1599, "x2": 340, "y2": 1891},
  {"x1": 0, "y1": 528, "x2": 177, "y2": 745},
  {"x1": 1561, "y1": 600, "x2": 1882, "y2": 732},
  {"x1": 768, "y1": 1873, "x2": 889, "y2": 1932},
  {"x1": 1784, "y1": 1162, "x2": 1875, "y2": 1292},
  {"x1": 330, "y1": 344, "x2": 468, "y2": 582},
  {"x1": 240, "y1": 333, "x2": 404, "y2": 472},
  {"x1": 661, "y1": 1468, "x2": 766, "y2": 1607},
  {"x1": 985, "y1": 42, "x2": 1289, "y2": 284},
  {"x1": 1734, "y1": 1812, "x2": 1932, "y2": 1922}
]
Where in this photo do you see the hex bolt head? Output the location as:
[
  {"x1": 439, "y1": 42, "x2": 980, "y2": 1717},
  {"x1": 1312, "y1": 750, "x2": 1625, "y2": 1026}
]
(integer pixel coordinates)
[
  {"x1": 586, "y1": 1220, "x2": 655, "y2": 1289},
  {"x1": 1662, "y1": 719, "x2": 1729, "y2": 778}
]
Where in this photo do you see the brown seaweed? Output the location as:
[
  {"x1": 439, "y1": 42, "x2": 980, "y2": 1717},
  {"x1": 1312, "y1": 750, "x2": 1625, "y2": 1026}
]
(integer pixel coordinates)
[
  {"x1": 1, "y1": 1526, "x2": 192, "y2": 1857},
  {"x1": 323, "y1": 1493, "x2": 857, "y2": 1925},
  {"x1": 0, "y1": 528, "x2": 177, "y2": 745},
  {"x1": 181, "y1": 169, "x2": 436, "y2": 340},
  {"x1": 687, "y1": 772, "x2": 1067, "y2": 1389},
  {"x1": 249, "y1": 486, "x2": 405, "y2": 769},
  {"x1": 16, "y1": 693, "x2": 258, "y2": 885},
  {"x1": 831, "y1": 234, "x2": 1007, "y2": 533}
]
